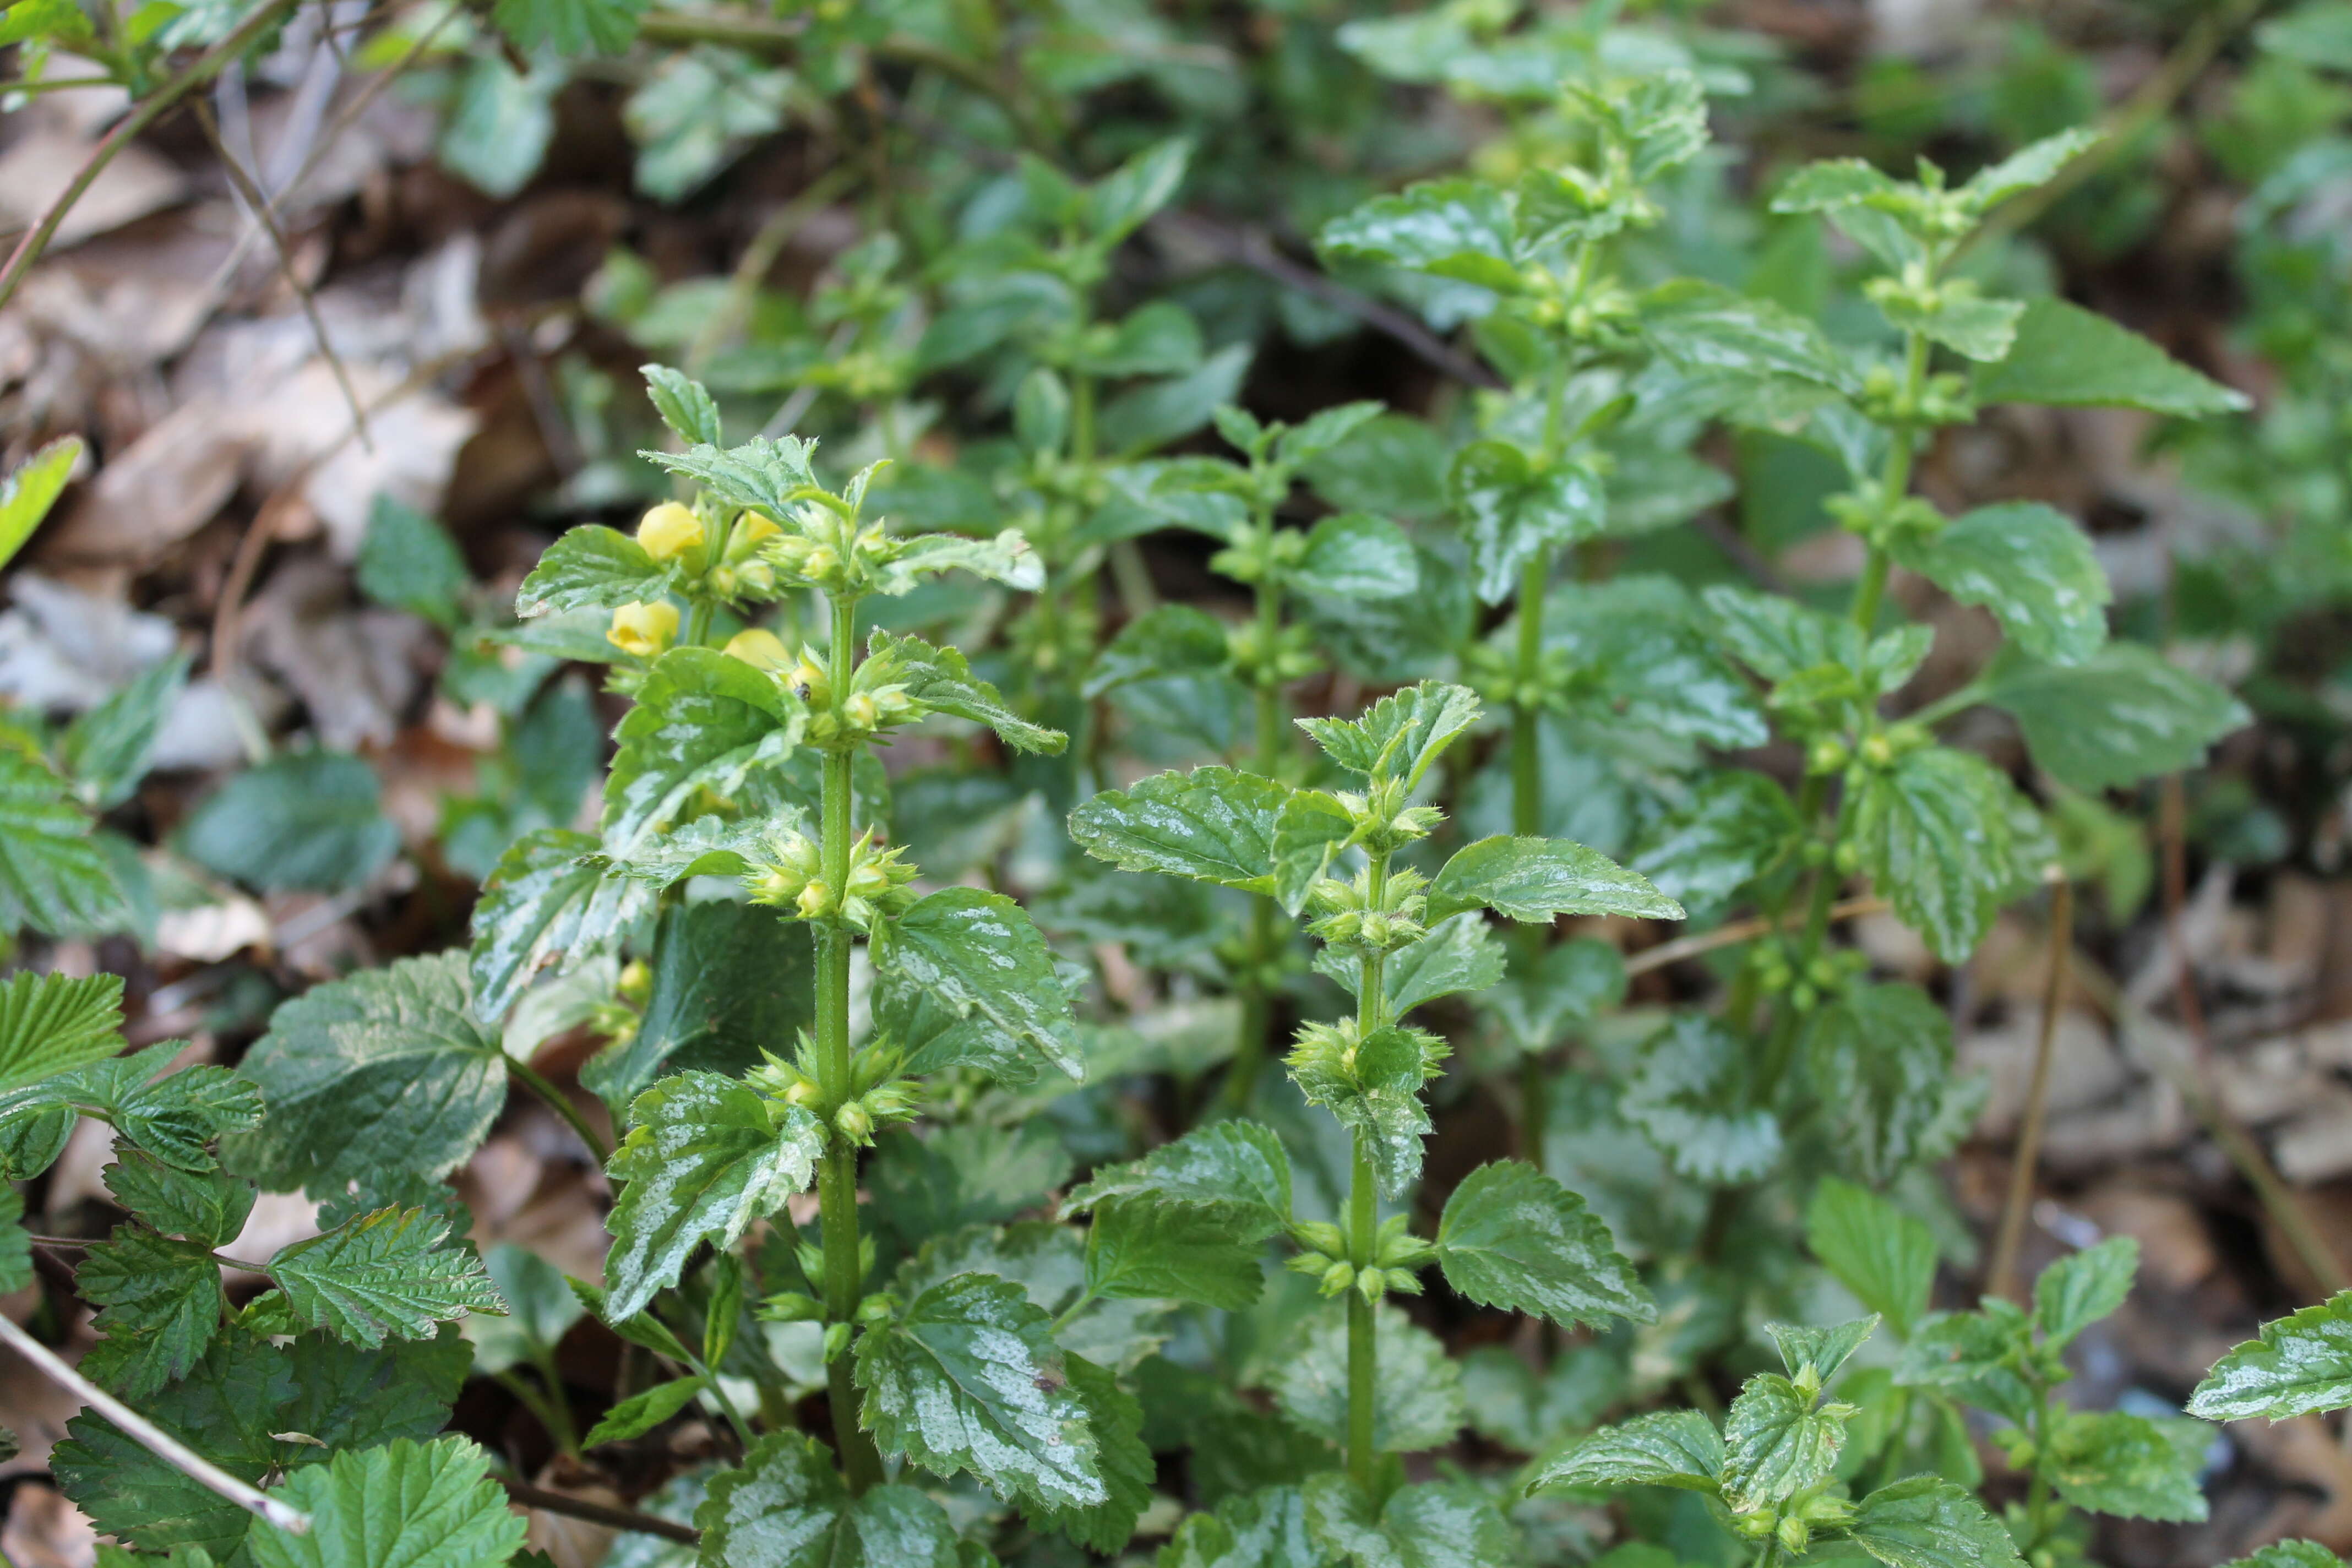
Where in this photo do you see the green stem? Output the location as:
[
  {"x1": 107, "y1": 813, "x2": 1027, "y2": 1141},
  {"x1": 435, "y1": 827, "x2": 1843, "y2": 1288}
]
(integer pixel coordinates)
[
  {"x1": 507, "y1": 1058, "x2": 610, "y2": 1166},
  {"x1": 493, "y1": 1368, "x2": 576, "y2": 1456},
  {"x1": 1874, "y1": 1385, "x2": 1913, "y2": 1491},
  {"x1": 1510, "y1": 549, "x2": 1548, "y2": 840},
  {"x1": 1050, "y1": 1286, "x2": 1099, "y2": 1335},
  {"x1": 2023, "y1": 1384, "x2": 2055, "y2": 1550},
  {"x1": 1344, "y1": 854, "x2": 1393, "y2": 1491},
  {"x1": 1221, "y1": 536, "x2": 1291, "y2": 1118},
  {"x1": 1071, "y1": 373, "x2": 1096, "y2": 467},
  {"x1": 1519, "y1": 1052, "x2": 1549, "y2": 1170},
  {"x1": 814, "y1": 592, "x2": 885, "y2": 1494}
]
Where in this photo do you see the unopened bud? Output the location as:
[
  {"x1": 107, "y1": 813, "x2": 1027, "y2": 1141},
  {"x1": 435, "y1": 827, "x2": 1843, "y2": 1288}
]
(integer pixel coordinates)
[
  {"x1": 724, "y1": 628, "x2": 792, "y2": 671},
  {"x1": 835, "y1": 1100, "x2": 874, "y2": 1144},
  {"x1": 637, "y1": 502, "x2": 704, "y2": 562},
  {"x1": 607, "y1": 600, "x2": 678, "y2": 658},
  {"x1": 797, "y1": 879, "x2": 833, "y2": 920}
]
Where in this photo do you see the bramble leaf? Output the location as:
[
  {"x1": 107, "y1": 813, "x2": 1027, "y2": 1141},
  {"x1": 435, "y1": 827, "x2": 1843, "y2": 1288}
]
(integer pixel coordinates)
[
  {"x1": 0, "y1": 970, "x2": 123, "y2": 1095},
  {"x1": 0, "y1": 750, "x2": 127, "y2": 936},
  {"x1": 78, "y1": 1226, "x2": 225, "y2": 1397},
  {"x1": 266, "y1": 1207, "x2": 506, "y2": 1348},
  {"x1": 247, "y1": 1436, "x2": 526, "y2": 1568}
]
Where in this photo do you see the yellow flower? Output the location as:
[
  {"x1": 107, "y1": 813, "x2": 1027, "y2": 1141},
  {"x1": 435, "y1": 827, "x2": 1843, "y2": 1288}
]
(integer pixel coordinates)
[
  {"x1": 607, "y1": 600, "x2": 679, "y2": 657},
  {"x1": 723, "y1": 628, "x2": 792, "y2": 671},
  {"x1": 636, "y1": 502, "x2": 705, "y2": 562},
  {"x1": 730, "y1": 513, "x2": 780, "y2": 552}
]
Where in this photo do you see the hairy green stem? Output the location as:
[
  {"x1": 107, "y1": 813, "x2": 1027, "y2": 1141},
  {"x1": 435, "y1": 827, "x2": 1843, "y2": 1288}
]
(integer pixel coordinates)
[
  {"x1": 1221, "y1": 535, "x2": 1291, "y2": 1116},
  {"x1": 814, "y1": 592, "x2": 886, "y2": 1493},
  {"x1": 1344, "y1": 852, "x2": 1393, "y2": 1490}
]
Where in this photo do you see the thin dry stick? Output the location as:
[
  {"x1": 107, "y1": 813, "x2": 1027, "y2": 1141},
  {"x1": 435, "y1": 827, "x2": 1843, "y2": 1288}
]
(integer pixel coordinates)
[
  {"x1": 2156, "y1": 775, "x2": 2351, "y2": 1294},
  {"x1": 498, "y1": 1478, "x2": 699, "y2": 1545},
  {"x1": 190, "y1": 97, "x2": 375, "y2": 452},
  {"x1": 1622, "y1": 895, "x2": 1890, "y2": 979},
  {"x1": 0, "y1": 1313, "x2": 311, "y2": 1534},
  {"x1": 1989, "y1": 877, "x2": 2075, "y2": 1305},
  {"x1": 0, "y1": 0, "x2": 306, "y2": 311}
]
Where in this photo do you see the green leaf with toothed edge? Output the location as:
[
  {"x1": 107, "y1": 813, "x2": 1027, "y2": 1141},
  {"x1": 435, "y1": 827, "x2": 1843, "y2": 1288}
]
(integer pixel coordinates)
[
  {"x1": 1302, "y1": 1473, "x2": 1520, "y2": 1568},
  {"x1": 603, "y1": 647, "x2": 808, "y2": 861},
  {"x1": 1297, "y1": 681, "x2": 1481, "y2": 787},
  {"x1": 869, "y1": 630, "x2": 1066, "y2": 755},
  {"x1": 1846, "y1": 1476, "x2": 2028, "y2": 1568},
  {"x1": 1084, "y1": 1194, "x2": 1274, "y2": 1310},
  {"x1": 2188, "y1": 1291, "x2": 2352, "y2": 1422},
  {"x1": 2034, "y1": 1234, "x2": 2139, "y2": 1350},
  {"x1": 691, "y1": 1431, "x2": 962, "y2": 1567},
  {"x1": 77, "y1": 1225, "x2": 226, "y2": 1398},
  {"x1": 640, "y1": 363, "x2": 721, "y2": 446},
  {"x1": 875, "y1": 887, "x2": 1084, "y2": 1086},
  {"x1": 515, "y1": 524, "x2": 677, "y2": 617},
  {"x1": 1315, "y1": 913, "x2": 1505, "y2": 1015},
  {"x1": 1064, "y1": 1119, "x2": 1291, "y2": 1226},
  {"x1": 1721, "y1": 1372, "x2": 1845, "y2": 1512},
  {"x1": 1272, "y1": 1304, "x2": 1464, "y2": 1454},
  {"x1": 1525, "y1": 1408, "x2": 1725, "y2": 1494},
  {"x1": 2044, "y1": 1408, "x2": 2209, "y2": 1522},
  {"x1": 0, "y1": 968, "x2": 123, "y2": 1095},
  {"x1": 602, "y1": 1071, "x2": 823, "y2": 1320},
  {"x1": 1896, "y1": 502, "x2": 2110, "y2": 667},
  {"x1": 266, "y1": 1206, "x2": 507, "y2": 1349},
  {"x1": 1973, "y1": 298, "x2": 2247, "y2": 418},
  {"x1": 1436, "y1": 1160, "x2": 1653, "y2": 1330},
  {"x1": 0, "y1": 750, "x2": 128, "y2": 937},
  {"x1": 247, "y1": 1437, "x2": 527, "y2": 1568},
  {"x1": 1806, "y1": 1178, "x2": 1937, "y2": 1340},
  {"x1": 469, "y1": 829, "x2": 652, "y2": 1024},
  {"x1": 1981, "y1": 643, "x2": 2248, "y2": 795},
  {"x1": 1425, "y1": 836, "x2": 1682, "y2": 925},
  {"x1": 853, "y1": 1271, "x2": 1110, "y2": 1515},
  {"x1": 640, "y1": 435, "x2": 816, "y2": 518},
  {"x1": 1065, "y1": 766, "x2": 1287, "y2": 894}
]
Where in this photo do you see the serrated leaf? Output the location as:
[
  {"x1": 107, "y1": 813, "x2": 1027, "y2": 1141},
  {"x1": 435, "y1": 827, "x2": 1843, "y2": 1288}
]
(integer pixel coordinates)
[
  {"x1": 871, "y1": 1121, "x2": 1075, "y2": 1248},
  {"x1": 870, "y1": 630, "x2": 1066, "y2": 755},
  {"x1": 603, "y1": 1071, "x2": 823, "y2": 1320},
  {"x1": 854, "y1": 1271, "x2": 1108, "y2": 1512},
  {"x1": 1317, "y1": 178, "x2": 1524, "y2": 289},
  {"x1": 1633, "y1": 771, "x2": 1801, "y2": 908},
  {"x1": 877, "y1": 887, "x2": 1082, "y2": 1085},
  {"x1": 1847, "y1": 1476, "x2": 2027, "y2": 1568},
  {"x1": 1066, "y1": 1119, "x2": 1291, "y2": 1225},
  {"x1": 2034, "y1": 1235, "x2": 2138, "y2": 1350},
  {"x1": 248, "y1": 1436, "x2": 526, "y2": 1568},
  {"x1": 694, "y1": 1431, "x2": 961, "y2": 1567},
  {"x1": 1852, "y1": 745, "x2": 2041, "y2": 962},
  {"x1": 1426, "y1": 835, "x2": 1681, "y2": 924},
  {"x1": 1973, "y1": 298, "x2": 2247, "y2": 417},
  {"x1": 0, "y1": 750, "x2": 126, "y2": 935},
  {"x1": 1085, "y1": 1195, "x2": 1272, "y2": 1310},
  {"x1": 1271, "y1": 1303, "x2": 1464, "y2": 1453},
  {"x1": 1983, "y1": 643, "x2": 2249, "y2": 794},
  {"x1": 1721, "y1": 1373, "x2": 1845, "y2": 1511},
  {"x1": 1065, "y1": 767, "x2": 1287, "y2": 895},
  {"x1": 267, "y1": 1207, "x2": 505, "y2": 1348},
  {"x1": 642, "y1": 437, "x2": 818, "y2": 518},
  {"x1": 0, "y1": 1186, "x2": 26, "y2": 1295},
  {"x1": 1526, "y1": 1408, "x2": 1725, "y2": 1494},
  {"x1": 584, "y1": 897, "x2": 812, "y2": 1113},
  {"x1": 1297, "y1": 682, "x2": 1480, "y2": 788},
  {"x1": 0, "y1": 969, "x2": 122, "y2": 1095},
  {"x1": 641, "y1": 363, "x2": 721, "y2": 446},
  {"x1": 1806, "y1": 1177, "x2": 1937, "y2": 1341},
  {"x1": 58, "y1": 654, "x2": 190, "y2": 810},
  {"x1": 492, "y1": 0, "x2": 647, "y2": 53},
  {"x1": 180, "y1": 750, "x2": 400, "y2": 895},
  {"x1": 32, "y1": 1043, "x2": 261, "y2": 1170},
  {"x1": 238, "y1": 952, "x2": 507, "y2": 1188},
  {"x1": 1320, "y1": 914, "x2": 1503, "y2": 1014},
  {"x1": 1271, "y1": 787, "x2": 1354, "y2": 915},
  {"x1": 1302, "y1": 1473, "x2": 1518, "y2": 1568},
  {"x1": 1286, "y1": 1023, "x2": 1443, "y2": 1197},
  {"x1": 1962, "y1": 128, "x2": 2103, "y2": 209},
  {"x1": 1479, "y1": 938, "x2": 1624, "y2": 1055},
  {"x1": 1291, "y1": 513, "x2": 1418, "y2": 602},
  {"x1": 516, "y1": 525, "x2": 676, "y2": 617},
  {"x1": 78, "y1": 1226, "x2": 225, "y2": 1398},
  {"x1": 103, "y1": 1152, "x2": 254, "y2": 1247},
  {"x1": 1895, "y1": 1309, "x2": 2037, "y2": 1427},
  {"x1": 584, "y1": 1376, "x2": 704, "y2": 1448},
  {"x1": 1641, "y1": 280, "x2": 1859, "y2": 396},
  {"x1": 1767, "y1": 1316, "x2": 1879, "y2": 1382},
  {"x1": 1436, "y1": 1159, "x2": 1652, "y2": 1329},
  {"x1": 1622, "y1": 1015, "x2": 1781, "y2": 1185},
  {"x1": 1447, "y1": 441, "x2": 1607, "y2": 605},
  {"x1": 1897, "y1": 503, "x2": 2110, "y2": 666},
  {"x1": 2045, "y1": 1409, "x2": 2208, "y2": 1522},
  {"x1": 2218, "y1": 1544, "x2": 2341, "y2": 1568},
  {"x1": 357, "y1": 498, "x2": 470, "y2": 630},
  {"x1": 2190, "y1": 1291, "x2": 2352, "y2": 1421},
  {"x1": 1028, "y1": 1353, "x2": 1153, "y2": 1553},
  {"x1": 1703, "y1": 583, "x2": 1860, "y2": 683},
  {"x1": 469, "y1": 829, "x2": 650, "y2": 1023},
  {"x1": 1158, "y1": 1484, "x2": 1326, "y2": 1568},
  {"x1": 604, "y1": 648, "x2": 806, "y2": 859},
  {"x1": 0, "y1": 436, "x2": 81, "y2": 571},
  {"x1": 1803, "y1": 983, "x2": 1957, "y2": 1186}
]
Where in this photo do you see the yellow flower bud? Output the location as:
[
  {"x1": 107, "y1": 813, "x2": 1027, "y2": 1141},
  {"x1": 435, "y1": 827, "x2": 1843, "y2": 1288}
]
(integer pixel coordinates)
[
  {"x1": 724, "y1": 628, "x2": 792, "y2": 671},
  {"x1": 731, "y1": 513, "x2": 779, "y2": 551},
  {"x1": 637, "y1": 502, "x2": 705, "y2": 562},
  {"x1": 607, "y1": 600, "x2": 679, "y2": 658},
  {"x1": 796, "y1": 879, "x2": 832, "y2": 920},
  {"x1": 843, "y1": 690, "x2": 879, "y2": 730}
]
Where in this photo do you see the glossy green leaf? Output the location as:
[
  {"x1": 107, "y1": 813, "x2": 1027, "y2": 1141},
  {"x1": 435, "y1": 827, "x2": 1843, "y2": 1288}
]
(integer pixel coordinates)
[
  {"x1": 870, "y1": 630, "x2": 1066, "y2": 754},
  {"x1": 694, "y1": 1431, "x2": 961, "y2": 1567},
  {"x1": 1317, "y1": 178, "x2": 1524, "y2": 289},
  {"x1": 1897, "y1": 502, "x2": 2110, "y2": 666},
  {"x1": 516, "y1": 524, "x2": 676, "y2": 617},
  {"x1": 603, "y1": 1071, "x2": 822, "y2": 1320},
  {"x1": 871, "y1": 1120, "x2": 1074, "y2": 1247},
  {"x1": 1973, "y1": 298, "x2": 2247, "y2": 417},
  {"x1": 1291, "y1": 513, "x2": 1418, "y2": 602},
  {"x1": 584, "y1": 1376, "x2": 704, "y2": 1448},
  {"x1": 1633, "y1": 771, "x2": 1800, "y2": 908},
  {"x1": 102, "y1": 1152, "x2": 254, "y2": 1248},
  {"x1": 1426, "y1": 835, "x2": 1680, "y2": 925},
  {"x1": 1298, "y1": 680, "x2": 1480, "y2": 788},
  {"x1": 1084, "y1": 1194, "x2": 1272, "y2": 1310},
  {"x1": 1065, "y1": 1119, "x2": 1291, "y2": 1226},
  {"x1": 876, "y1": 887, "x2": 1082, "y2": 1085},
  {"x1": 1447, "y1": 440, "x2": 1607, "y2": 605},
  {"x1": 0, "y1": 969, "x2": 123, "y2": 1095},
  {"x1": 248, "y1": 1437, "x2": 526, "y2": 1568},
  {"x1": 1806, "y1": 1178, "x2": 1937, "y2": 1340},
  {"x1": 1302, "y1": 1473, "x2": 1518, "y2": 1568},
  {"x1": 1852, "y1": 745, "x2": 2043, "y2": 962},
  {"x1": 1802, "y1": 983, "x2": 1959, "y2": 1186},
  {"x1": 1721, "y1": 1373, "x2": 1845, "y2": 1511},
  {"x1": 1436, "y1": 1159, "x2": 1652, "y2": 1328},
  {"x1": 1766, "y1": 1316, "x2": 1878, "y2": 1382},
  {"x1": 853, "y1": 1271, "x2": 1109, "y2": 1512},
  {"x1": 469, "y1": 829, "x2": 650, "y2": 1023},
  {"x1": 1847, "y1": 1476, "x2": 2027, "y2": 1568},
  {"x1": 604, "y1": 648, "x2": 806, "y2": 859},
  {"x1": 2034, "y1": 1235, "x2": 2138, "y2": 1350},
  {"x1": 1525, "y1": 1408, "x2": 1725, "y2": 1494},
  {"x1": 642, "y1": 435, "x2": 816, "y2": 518},
  {"x1": 641, "y1": 363, "x2": 721, "y2": 445},
  {"x1": 1983, "y1": 643, "x2": 2249, "y2": 794},
  {"x1": 2190, "y1": 1291, "x2": 2352, "y2": 1420},
  {"x1": 1157, "y1": 1484, "x2": 1326, "y2": 1568},
  {"x1": 1066, "y1": 766, "x2": 1288, "y2": 894},
  {"x1": 2045, "y1": 1409, "x2": 2208, "y2": 1522}
]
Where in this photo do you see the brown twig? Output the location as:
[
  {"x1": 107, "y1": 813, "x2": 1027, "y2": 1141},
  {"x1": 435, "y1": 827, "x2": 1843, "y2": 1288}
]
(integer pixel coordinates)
[
  {"x1": 190, "y1": 97, "x2": 374, "y2": 453},
  {"x1": 0, "y1": 0, "x2": 308, "y2": 312},
  {"x1": 1623, "y1": 894, "x2": 1890, "y2": 979},
  {"x1": 498, "y1": 1479, "x2": 700, "y2": 1545},
  {"x1": 1989, "y1": 878, "x2": 2075, "y2": 1305}
]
